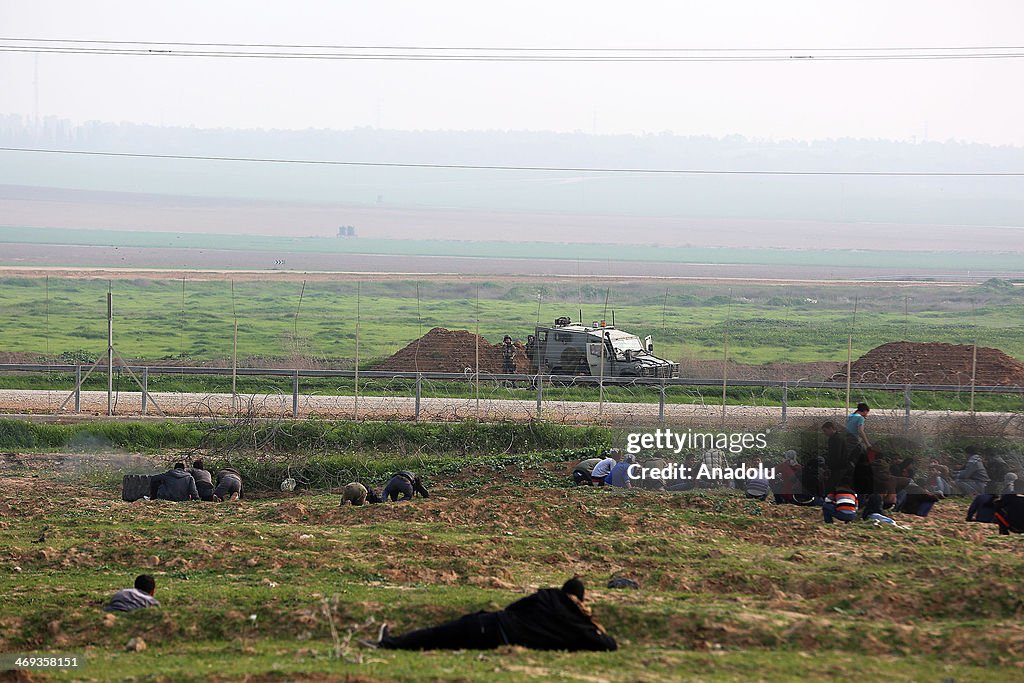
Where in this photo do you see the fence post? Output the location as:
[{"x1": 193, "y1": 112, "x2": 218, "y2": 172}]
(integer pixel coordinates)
[
  {"x1": 904, "y1": 384, "x2": 912, "y2": 431},
  {"x1": 536, "y1": 375, "x2": 543, "y2": 419},
  {"x1": 415, "y1": 373, "x2": 422, "y2": 421},
  {"x1": 141, "y1": 367, "x2": 149, "y2": 415},
  {"x1": 659, "y1": 380, "x2": 666, "y2": 423},
  {"x1": 292, "y1": 370, "x2": 299, "y2": 418},
  {"x1": 781, "y1": 382, "x2": 788, "y2": 426},
  {"x1": 74, "y1": 365, "x2": 81, "y2": 413}
]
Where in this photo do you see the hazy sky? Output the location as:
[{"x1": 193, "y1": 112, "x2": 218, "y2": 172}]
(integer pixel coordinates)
[{"x1": 2, "y1": 1, "x2": 1024, "y2": 145}]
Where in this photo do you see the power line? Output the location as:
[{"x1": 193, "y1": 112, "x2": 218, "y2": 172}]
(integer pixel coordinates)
[
  {"x1": 2, "y1": 40, "x2": 1024, "y2": 62},
  {"x1": 3, "y1": 37, "x2": 1024, "y2": 51},
  {"x1": 3, "y1": 146, "x2": 1023, "y2": 176}
]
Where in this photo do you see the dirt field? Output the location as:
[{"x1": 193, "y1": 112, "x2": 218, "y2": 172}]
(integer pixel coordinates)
[
  {"x1": 5, "y1": 184, "x2": 1024, "y2": 252},
  {"x1": 8, "y1": 244, "x2": 1022, "y2": 282},
  {"x1": 1, "y1": 450, "x2": 1023, "y2": 681}
]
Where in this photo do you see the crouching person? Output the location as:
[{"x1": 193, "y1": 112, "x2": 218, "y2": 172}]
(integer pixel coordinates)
[
  {"x1": 993, "y1": 480, "x2": 1024, "y2": 535},
  {"x1": 213, "y1": 467, "x2": 243, "y2": 502},
  {"x1": 150, "y1": 463, "x2": 199, "y2": 501},
  {"x1": 380, "y1": 471, "x2": 429, "y2": 502},
  {"x1": 341, "y1": 482, "x2": 382, "y2": 506},
  {"x1": 823, "y1": 488, "x2": 858, "y2": 524},
  {"x1": 105, "y1": 574, "x2": 160, "y2": 612},
  {"x1": 365, "y1": 577, "x2": 616, "y2": 651},
  {"x1": 190, "y1": 459, "x2": 215, "y2": 502}
]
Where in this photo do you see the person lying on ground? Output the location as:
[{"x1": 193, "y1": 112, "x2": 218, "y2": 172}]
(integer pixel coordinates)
[
  {"x1": 105, "y1": 574, "x2": 160, "y2": 612},
  {"x1": 589, "y1": 450, "x2": 619, "y2": 486},
  {"x1": 149, "y1": 463, "x2": 200, "y2": 502},
  {"x1": 213, "y1": 467, "x2": 243, "y2": 502},
  {"x1": 190, "y1": 459, "x2": 215, "y2": 502},
  {"x1": 380, "y1": 471, "x2": 430, "y2": 502},
  {"x1": 364, "y1": 577, "x2": 616, "y2": 651},
  {"x1": 993, "y1": 484, "x2": 1024, "y2": 535},
  {"x1": 823, "y1": 488, "x2": 858, "y2": 524}
]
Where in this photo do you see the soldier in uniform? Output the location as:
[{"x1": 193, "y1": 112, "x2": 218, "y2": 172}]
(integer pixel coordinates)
[{"x1": 502, "y1": 335, "x2": 517, "y2": 374}]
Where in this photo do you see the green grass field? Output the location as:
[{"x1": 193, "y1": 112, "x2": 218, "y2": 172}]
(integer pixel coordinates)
[
  {"x1": 2, "y1": 276, "x2": 1022, "y2": 368},
  {"x1": 2, "y1": 423, "x2": 1023, "y2": 682}
]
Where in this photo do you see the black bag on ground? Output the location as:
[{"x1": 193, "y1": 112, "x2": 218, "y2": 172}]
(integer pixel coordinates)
[{"x1": 122, "y1": 474, "x2": 153, "y2": 502}]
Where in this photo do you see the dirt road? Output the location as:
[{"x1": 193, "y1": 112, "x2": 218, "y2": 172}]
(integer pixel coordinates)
[{"x1": 1, "y1": 388, "x2": 1020, "y2": 435}]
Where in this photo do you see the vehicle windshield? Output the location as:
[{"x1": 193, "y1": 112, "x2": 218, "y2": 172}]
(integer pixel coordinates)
[{"x1": 591, "y1": 329, "x2": 645, "y2": 356}]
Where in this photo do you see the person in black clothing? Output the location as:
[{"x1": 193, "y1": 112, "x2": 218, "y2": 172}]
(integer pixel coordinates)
[
  {"x1": 966, "y1": 493, "x2": 999, "y2": 523},
  {"x1": 150, "y1": 463, "x2": 200, "y2": 501},
  {"x1": 993, "y1": 480, "x2": 1024, "y2": 535},
  {"x1": 822, "y1": 421, "x2": 851, "y2": 491},
  {"x1": 365, "y1": 577, "x2": 616, "y2": 651},
  {"x1": 190, "y1": 459, "x2": 215, "y2": 502},
  {"x1": 380, "y1": 471, "x2": 429, "y2": 502}
]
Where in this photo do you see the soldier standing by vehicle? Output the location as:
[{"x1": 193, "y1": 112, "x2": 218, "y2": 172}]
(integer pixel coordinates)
[{"x1": 502, "y1": 335, "x2": 517, "y2": 374}]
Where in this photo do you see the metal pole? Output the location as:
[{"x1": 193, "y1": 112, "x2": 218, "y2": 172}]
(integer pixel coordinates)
[
  {"x1": 536, "y1": 374, "x2": 543, "y2": 418},
  {"x1": 598, "y1": 329, "x2": 606, "y2": 417},
  {"x1": 231, "y1": 280, "x2": 238, "y2": 413},
  {"x1": 292, "y1": 370, "x2": 299, "y2": 418},
  {"x1": 415, "y1": 372, "x2": 422, "y2": 421},
  {"x1": 74, "y1": 364, "x2": 81, "y2": 413},
  {"x1": 475, "y1": 287, "x2": 480, "y2": 421},
  {"x1": 904, "y1": 384, "x2": 911, "y2": 430},
  {"x1": 141, "y1": 366, "x2": 149, "y2": 415},
  {"x1": 781, "y1": 382, "x2": 788, "y2": 426},
  {"x1": 659, "y1": 379, "x2": 666, "y2": 423},
  {"x1": 354, "y1": 281, "x2": 360, "y2": 421},
  {"x1": 107, "y1": 291, "x2": 113, "y2": 416}
]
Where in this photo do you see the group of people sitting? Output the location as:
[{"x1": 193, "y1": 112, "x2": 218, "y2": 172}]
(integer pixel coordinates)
[
  {"x1": 570, "y1": 402, "x2": 1023, "y2": 535},
  {"x1": 103, "y1": 573, "x2": 617, "y2": 652},
  {"x1": 149, "y1": 461, "x2": 243, "y2": 502}
]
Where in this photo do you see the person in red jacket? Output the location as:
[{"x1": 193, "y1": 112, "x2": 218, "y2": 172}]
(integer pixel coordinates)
[{"x1": 363, "y1": 577, "x2": 616, "y2": 651}]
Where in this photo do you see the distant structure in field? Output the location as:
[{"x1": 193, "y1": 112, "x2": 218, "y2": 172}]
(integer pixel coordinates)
[{"x1": 337, "y1": 225, "x2": 357, "y2": 238}]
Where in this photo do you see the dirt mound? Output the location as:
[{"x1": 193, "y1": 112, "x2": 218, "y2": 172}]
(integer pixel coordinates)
[
  {"x1": 373, "y1": 327, "x2": 523, "y2": 373},
  {"x1": 833, "y1": 341, "x2": 1024, "y2": 386}
]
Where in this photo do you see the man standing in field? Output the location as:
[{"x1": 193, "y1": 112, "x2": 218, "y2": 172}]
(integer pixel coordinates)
[
  {"x1": 822, "y1": 422, "x2": 851, "y2": 490},
  {"x1": 846, "y1": 403, "x2": 872, "y2": 456}
]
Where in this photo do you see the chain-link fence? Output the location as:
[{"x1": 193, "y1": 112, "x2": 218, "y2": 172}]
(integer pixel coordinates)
[{"x1": 0, "y1": 275, "x2": 1022, "y2": 434}]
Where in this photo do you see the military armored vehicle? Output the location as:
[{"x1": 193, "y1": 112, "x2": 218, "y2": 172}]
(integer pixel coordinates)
[{"x1": 530, "y1": 316, "x2": 678, "y2": 378}]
